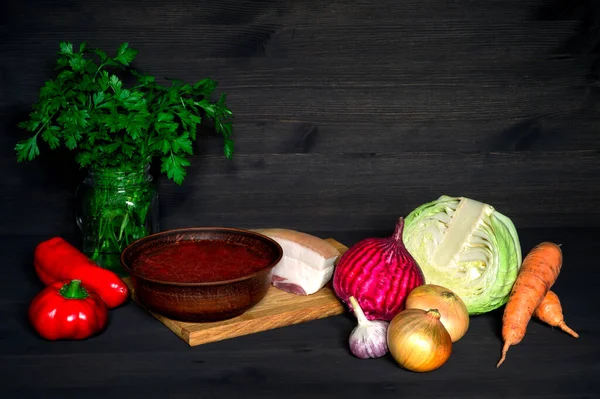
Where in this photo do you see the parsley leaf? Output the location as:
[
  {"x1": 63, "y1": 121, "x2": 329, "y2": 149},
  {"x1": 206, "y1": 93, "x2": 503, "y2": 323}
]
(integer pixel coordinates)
[
  {"x1": 41, "y1": 126, "x2": 61, "y2": 149},
  {"x1": 15, "y1": 41, "x2": 235, "y2": 185},
  {"x1": 114, "y1": 42, "x2": 138, "y2": 66},
  {"x1": 15, "y1": 137, "x2": 40, "y2": 162},
  {"x1": 172, "y1": 134, "x2": 194, "y2": 155},
  {"x1": 59, "y1": 42, "x2": 73, "y2": 55},
  {"x1": 161, "y1": 153, "x2": 190, "y2": 185},
  {"x1": 69, "y1": 54, "x2": 87, "y2": 72}
]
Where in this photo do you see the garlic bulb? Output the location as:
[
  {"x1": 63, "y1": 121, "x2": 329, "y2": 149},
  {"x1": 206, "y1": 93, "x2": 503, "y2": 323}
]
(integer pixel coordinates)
[{"x1": 348, "y1": 296, "x2": 389, "y2": 358}]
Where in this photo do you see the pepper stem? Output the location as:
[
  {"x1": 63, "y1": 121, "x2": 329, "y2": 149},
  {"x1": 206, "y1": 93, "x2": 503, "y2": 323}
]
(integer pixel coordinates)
[
  {"x1": 392, "y1": 217, "x2": 405, "y2": 242},
  {"x1": 348, "y1": 296, "x2": 370, "y2": 324},
  {"x1": 60, "y1": 280, "x2": 89, "y2": 299}
]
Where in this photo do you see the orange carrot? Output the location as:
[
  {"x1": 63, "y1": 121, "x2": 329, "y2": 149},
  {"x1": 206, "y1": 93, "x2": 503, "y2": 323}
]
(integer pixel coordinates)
[
  {"x1": 496, "y1": 242, "x2": 563, "y2": 368},
  {"x1": 534, "y1": 290, "x2": 579, "y2": 338}
]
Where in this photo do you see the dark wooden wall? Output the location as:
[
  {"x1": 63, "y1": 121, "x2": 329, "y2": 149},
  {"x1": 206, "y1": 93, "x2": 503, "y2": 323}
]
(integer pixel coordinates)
[{"x1": 2, "y1": 0, "x2": 599, "y2": 237}]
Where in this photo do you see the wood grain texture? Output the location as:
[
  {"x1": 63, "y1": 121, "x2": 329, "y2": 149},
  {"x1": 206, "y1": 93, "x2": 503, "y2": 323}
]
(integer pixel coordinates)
[
  {"x1": 153, "y1": 151, "x2": 600, "y2": 231},
  {"x1": 124, "y1": 238, "x2": 348, "y2": 346},
  {"x1": 1, "y1": 150, "x2": 600, "y2": 236},
  {"x1": 1, "y1": 0, "x2": 599, "y2": 237},
  {"x1": 5, "y1": 58, "x2": 594, "y2": 124},
  {"x1": 192, "y1": 117, "x2": 600, "y2": 155},
  {"x1": 1, "y1": 20, "x2": 584, "y2": 59},
  {"x1": 0, "y1": 0, "x2": 555, "y2": 28}
]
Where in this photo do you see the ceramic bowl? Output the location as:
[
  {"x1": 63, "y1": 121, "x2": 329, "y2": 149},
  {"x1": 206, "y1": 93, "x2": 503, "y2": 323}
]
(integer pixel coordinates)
[{"x1": 120, "y1": 227, "x2": 283, "y2": 322}]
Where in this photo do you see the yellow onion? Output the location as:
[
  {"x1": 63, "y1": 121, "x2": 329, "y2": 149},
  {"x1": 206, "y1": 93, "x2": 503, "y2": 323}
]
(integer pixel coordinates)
[
  {"x1": 387, "y1": 308, "x2": 452, "y2": 373},
  {"x1": 405, "y1": 284, "x2": 469, "y2": 342}
]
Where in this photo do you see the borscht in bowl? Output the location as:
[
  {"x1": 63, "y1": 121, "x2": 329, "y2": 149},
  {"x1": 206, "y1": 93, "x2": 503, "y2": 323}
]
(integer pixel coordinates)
[{"x1": 120, "y1": 227, "x2": 283, "y2": 322}]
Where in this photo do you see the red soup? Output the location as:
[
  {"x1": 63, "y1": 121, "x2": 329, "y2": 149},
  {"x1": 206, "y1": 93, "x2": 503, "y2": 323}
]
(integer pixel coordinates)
[{"x1": 132, "y1": 240, "x2": 274, "y2": 283}]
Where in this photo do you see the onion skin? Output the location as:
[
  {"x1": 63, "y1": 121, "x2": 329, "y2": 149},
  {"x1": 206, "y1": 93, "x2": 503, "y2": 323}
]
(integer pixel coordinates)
[
  {"x1": 333, "y1": 217, "x2": 425, "y2": 321},
  {"x1": 405, "y1": 284, "x2": 470, "y2": 342},
  {"x1": 387, "y1": 308, "x2": 453, "y2": 373}
]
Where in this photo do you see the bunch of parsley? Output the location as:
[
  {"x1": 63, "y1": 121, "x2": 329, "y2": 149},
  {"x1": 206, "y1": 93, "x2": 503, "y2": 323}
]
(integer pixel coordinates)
[{"x1": 15, "y1": 41, "x2": 234, "y2": 185}]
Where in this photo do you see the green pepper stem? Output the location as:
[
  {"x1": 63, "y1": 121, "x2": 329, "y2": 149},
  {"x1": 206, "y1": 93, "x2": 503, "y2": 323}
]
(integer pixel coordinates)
[{"x1": 60, "y1": 279, "x2": 89, "y2": 299}]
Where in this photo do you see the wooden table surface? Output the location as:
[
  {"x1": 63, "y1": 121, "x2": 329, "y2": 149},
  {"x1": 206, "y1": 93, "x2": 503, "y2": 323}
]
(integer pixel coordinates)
[{"x1": 1, "y1": 228, "x2": 597, "y2": 399}]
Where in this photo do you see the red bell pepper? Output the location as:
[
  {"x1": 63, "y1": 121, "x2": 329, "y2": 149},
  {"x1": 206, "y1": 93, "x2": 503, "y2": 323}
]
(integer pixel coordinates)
[
  {"x1": 34, "y1": 237, "x2": 129, "y2": 308},
  {"x1": 28, "y1": 279, "x2": 109, "y2": 340}
]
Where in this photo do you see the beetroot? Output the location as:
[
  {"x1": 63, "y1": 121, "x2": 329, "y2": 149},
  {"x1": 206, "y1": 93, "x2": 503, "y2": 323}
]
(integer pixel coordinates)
[{"x1": 333, "y1": 217, "x2": 425, "y2": 321}]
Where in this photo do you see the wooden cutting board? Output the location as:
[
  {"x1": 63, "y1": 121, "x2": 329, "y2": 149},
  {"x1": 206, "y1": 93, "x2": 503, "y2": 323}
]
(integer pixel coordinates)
[{"x1": 123, "y1": 238, "x2": 349, "y2": 346}]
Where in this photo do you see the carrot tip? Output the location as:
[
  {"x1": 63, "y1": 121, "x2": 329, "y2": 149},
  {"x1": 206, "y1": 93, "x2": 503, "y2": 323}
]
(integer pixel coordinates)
[
  {"x1": 496, "y1": 342, "x2": 510, "y2": 368},
  {"x1": 558, "y1": 321, "x2": 579, "y2": 338}
]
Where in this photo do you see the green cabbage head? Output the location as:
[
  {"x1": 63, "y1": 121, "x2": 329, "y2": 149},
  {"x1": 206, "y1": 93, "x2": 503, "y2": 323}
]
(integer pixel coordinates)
[{"x1": 403, "y1": 195, "x2": 522, "y2": 315}]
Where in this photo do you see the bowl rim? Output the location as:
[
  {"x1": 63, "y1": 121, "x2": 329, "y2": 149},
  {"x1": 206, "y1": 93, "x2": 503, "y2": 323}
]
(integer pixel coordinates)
[{"x1": 120, "y1": 226, "x2": 283, "y2": 287}]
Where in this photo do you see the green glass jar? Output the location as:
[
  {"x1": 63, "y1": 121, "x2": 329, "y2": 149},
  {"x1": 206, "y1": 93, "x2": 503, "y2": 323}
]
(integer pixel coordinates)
[{"x1": 76, "y1": 163, "x2": 159, "y2": 275}]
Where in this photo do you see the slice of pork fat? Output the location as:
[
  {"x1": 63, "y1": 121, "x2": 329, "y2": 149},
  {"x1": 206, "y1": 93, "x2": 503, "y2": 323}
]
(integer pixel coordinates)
[{"x1": 252, "y1": 228, "x2": 341, "y2": 295}]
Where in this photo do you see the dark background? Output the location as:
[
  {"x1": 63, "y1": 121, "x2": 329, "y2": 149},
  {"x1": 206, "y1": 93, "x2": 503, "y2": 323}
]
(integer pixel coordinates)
[
  {"x1": 2, "y1": 0, "x2": 599, "y2": 237},
  {"x1": 1, "y1": 1, "x2": 600, "y2": 398}
]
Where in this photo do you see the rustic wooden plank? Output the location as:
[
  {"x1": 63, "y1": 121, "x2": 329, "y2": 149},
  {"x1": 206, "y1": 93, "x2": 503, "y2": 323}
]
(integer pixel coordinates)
[
  {"x1": 3, "y1": 0, "x2": 552, "y2": 29},
  {"x1": 167, "y1": 286, "x2": 342, "y2": 346},
  {"x1": 3, "y1": 151, "x2": 597, "y2": 236},
  {"x1": 4, "y1": 55, "x2": 594, "y2": 105},
  {"x1": 181, "y1": 59, "x2": 594, "y2": 90},
  {"x1": 2, "y1": 0, "x2": 599, "y2": 238},
  {"x1": 5, "y1": 55, "x2": 594, "y2": 114},
  {"x1": 6, "y1": 101, "x2": 596, "y2": 156},
  {"x1": 1, "y1": 20, "x2": 584, "y2": 59},
  {"x1": 153, "y1": 151, "x2": 600, "y2": 231},
  {"x1": 3, "y1": 50, "x2": 596, "y2": 152},
  {"x1": 6, "y1": 53, "x2": 594, "y2": 86},
  {"x1": 198, "y1": 86, "x2": 589, "y2": 122},
  {"x1": 187, "y1": 116, "x2": 600, "y2": 155},
  {"x1": 4, "y1": 52, "x2": 595, "y2": 150},
  {"x1": 5, "y1": 84, "x2": 590, "y2": 124},
  {"x1": 263, "y1": 22, "x2": 583, "y2": 59}
]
